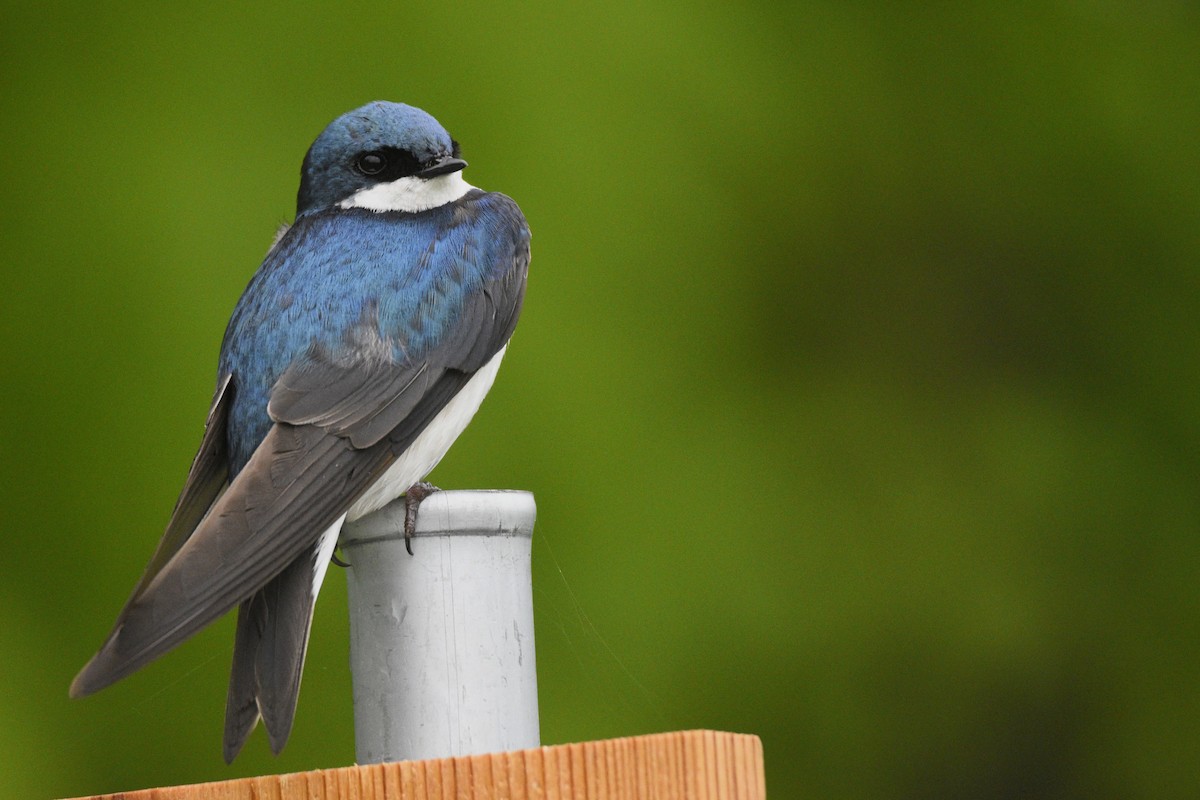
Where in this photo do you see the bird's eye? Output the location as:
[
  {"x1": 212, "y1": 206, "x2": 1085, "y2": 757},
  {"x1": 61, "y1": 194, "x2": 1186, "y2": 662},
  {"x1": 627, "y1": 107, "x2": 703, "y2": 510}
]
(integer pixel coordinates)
[{"x1": 356, "y1": 152, "x2": 388, "y2": 176}]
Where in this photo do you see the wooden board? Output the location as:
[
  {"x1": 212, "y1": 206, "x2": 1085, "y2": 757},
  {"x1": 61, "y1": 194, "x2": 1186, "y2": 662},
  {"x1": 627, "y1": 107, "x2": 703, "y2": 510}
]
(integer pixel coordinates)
[{"x1": 65, "y1": 730, "x2": 765, "y2": 799}]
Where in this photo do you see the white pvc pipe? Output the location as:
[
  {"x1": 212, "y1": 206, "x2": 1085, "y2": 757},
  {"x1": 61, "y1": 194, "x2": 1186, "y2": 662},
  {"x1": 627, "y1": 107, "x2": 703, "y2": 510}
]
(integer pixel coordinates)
[{"x1": 340, "y1": 489, "x2": 539, "y2": 764}]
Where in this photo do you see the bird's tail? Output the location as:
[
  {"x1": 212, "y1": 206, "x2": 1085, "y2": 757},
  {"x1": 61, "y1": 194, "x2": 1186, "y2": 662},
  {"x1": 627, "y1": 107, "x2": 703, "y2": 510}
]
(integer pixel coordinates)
[{"x1": 223, "y1": 518, "x2": 343, "y2": 762}]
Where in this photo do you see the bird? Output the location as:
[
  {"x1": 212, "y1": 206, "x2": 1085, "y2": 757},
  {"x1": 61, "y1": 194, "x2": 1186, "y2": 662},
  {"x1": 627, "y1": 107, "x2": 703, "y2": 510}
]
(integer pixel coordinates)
[{"x1": 69, "y1": 101, "x2": 530, "y2": 763}]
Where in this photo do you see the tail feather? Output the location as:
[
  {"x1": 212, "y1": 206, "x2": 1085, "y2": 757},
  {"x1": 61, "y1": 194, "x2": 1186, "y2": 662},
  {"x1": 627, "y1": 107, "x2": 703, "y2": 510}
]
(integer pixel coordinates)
[
  {"x1": 222, "y1": 519, "x2": 343, "y2": 762},
  {"x1": 223, "y1": 595, "x2": 263, "y2": 763}
]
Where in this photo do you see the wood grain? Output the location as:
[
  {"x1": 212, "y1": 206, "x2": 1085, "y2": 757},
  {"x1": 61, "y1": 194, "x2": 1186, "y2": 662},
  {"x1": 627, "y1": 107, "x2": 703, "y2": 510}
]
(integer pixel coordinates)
[{"x1": 64, "y1": 730, "x2": 765, "y2": 800}]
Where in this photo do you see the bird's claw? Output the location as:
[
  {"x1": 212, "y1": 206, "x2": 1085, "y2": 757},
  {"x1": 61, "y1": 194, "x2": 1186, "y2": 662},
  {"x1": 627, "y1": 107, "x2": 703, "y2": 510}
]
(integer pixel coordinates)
[{"x1": 403, "y1": 481, "x2": 439, "y2": 555}]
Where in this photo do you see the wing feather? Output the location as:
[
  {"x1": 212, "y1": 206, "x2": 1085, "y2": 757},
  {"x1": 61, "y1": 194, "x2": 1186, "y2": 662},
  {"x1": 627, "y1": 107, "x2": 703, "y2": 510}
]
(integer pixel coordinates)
[{"x1": 71, "y1": 424, "x2": 392, "y2": 697}]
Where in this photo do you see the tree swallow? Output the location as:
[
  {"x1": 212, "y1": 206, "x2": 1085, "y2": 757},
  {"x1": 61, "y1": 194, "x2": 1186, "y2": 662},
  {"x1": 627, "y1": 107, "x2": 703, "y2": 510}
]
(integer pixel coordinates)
[{"x1": 70, "y1": 101, "x2": 530, "y2": 763}]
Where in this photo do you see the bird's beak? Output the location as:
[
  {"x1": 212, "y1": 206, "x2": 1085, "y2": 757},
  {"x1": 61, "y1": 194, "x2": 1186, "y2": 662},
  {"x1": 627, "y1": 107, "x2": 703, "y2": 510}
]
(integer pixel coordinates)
[{"x1": 416, "y1": 156, "x2": 468, "y2": 179}]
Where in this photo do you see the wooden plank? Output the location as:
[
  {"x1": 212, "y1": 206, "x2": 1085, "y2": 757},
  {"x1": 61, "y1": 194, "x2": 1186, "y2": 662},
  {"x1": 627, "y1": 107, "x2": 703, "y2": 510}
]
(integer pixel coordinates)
[{"x1": 64, "y1": 730, "x2": 765, "y2": 800}]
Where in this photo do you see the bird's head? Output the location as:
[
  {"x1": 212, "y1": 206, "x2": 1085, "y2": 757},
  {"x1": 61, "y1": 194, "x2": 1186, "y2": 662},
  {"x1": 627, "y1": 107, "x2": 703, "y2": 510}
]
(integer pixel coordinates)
[{"x1": 296, "y1": 101, "x2": 469, "y2": 216}]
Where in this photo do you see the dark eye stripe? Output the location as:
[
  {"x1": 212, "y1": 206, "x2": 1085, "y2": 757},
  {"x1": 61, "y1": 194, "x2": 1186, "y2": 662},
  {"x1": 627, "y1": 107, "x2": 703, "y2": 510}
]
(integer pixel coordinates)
[{"x1": 352, "y1": 147, "x2": 424, "y2": 181}]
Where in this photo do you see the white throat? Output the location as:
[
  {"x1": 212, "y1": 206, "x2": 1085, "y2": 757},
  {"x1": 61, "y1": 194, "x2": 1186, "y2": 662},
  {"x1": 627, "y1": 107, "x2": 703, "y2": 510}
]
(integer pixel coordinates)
[{"x1": 338, "y1": 171, "x2": 475, "y2": 213}]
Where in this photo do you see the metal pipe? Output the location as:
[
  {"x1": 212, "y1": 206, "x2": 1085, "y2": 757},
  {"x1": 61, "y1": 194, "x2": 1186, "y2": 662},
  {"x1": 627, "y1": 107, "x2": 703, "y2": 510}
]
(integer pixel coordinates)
[{"x1": 341, "y1": 490, "x2": 539, "y2": 764}]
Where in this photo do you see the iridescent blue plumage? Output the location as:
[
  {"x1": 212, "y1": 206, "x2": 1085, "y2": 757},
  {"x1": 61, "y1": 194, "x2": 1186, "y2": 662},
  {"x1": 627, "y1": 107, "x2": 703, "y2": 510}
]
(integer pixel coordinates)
[
  {"x1": 71, "y1": 101, "x2": 529, "y2": 763},
  {"x1": 220, "y1": 194, "x2": 528, "y2": 474}
]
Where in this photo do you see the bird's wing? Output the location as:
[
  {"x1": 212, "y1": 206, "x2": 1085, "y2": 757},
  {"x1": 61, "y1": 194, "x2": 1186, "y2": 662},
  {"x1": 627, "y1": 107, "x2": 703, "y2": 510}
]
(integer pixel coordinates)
[
  {"x1": 68, "y1": 372, "x2": 233, "y2": 695},
  {"x1": 133, "y1": 374, "x2": 234, "y2": 595},
  {"x1": 267, "y1": 261, "x2": 525, "y2": 449},
  {"x1": 71, "y1": 195, "x2": 529, "y2": 702},
  {"x1": 70, "y1": 421, "x2": 389, "y2": 698}
]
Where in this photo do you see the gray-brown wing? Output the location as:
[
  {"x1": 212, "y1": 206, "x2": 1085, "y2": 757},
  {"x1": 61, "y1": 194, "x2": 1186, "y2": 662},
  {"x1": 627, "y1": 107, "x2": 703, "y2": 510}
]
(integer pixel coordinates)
[
  {"x1": 267, "y1": 259, "x2": 527, "y2": 448},
  {"x1": 70, "y1": 421, "x2": 393, "y2": 697},
  {"x1": 69, "y1": 375, "x2": 234, "y2": 700},
  {"x1": 138, "y1": 374, "x2": 234, "y2": 600}
]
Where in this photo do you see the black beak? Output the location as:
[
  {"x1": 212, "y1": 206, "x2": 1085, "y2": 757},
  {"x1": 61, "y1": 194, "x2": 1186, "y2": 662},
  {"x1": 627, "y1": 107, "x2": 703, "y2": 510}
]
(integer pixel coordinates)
[{"x1": 416, "y1": 156, "x2": 468, "y2": 179}]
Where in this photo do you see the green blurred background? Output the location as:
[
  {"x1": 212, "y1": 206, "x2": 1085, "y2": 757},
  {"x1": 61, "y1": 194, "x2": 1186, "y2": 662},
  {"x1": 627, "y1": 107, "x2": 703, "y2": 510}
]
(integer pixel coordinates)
[{"x1": 2, "y1": 2, "x2": 1197, "y2": 798}]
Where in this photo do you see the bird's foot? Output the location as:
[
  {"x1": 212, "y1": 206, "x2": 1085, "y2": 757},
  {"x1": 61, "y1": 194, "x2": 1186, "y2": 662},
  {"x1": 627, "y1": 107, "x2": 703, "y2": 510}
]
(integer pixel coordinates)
[
  {"x1": 330, "y1": 550, "x2": 351, "y2": 568},
  {"x1": 403, "y1": 481, "x2": 440, "y2": 555}
]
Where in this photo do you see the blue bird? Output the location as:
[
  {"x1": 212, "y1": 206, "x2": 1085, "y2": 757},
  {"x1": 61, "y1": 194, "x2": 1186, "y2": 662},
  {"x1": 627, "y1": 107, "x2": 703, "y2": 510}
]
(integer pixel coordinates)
[{"x1": 70, "y1": 102, "x2": 530, "y2": 762}]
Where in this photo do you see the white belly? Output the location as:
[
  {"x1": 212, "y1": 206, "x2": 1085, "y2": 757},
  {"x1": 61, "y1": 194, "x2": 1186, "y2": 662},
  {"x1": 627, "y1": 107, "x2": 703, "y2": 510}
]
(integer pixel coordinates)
[{"x1": 344, "y1": 344, "x2": 507, "y2": 522}]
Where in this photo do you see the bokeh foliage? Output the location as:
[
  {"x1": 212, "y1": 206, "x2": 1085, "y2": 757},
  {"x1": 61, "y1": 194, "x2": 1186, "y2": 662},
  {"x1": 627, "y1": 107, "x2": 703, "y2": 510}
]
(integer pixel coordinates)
[{"x1": 1, "y1": 2, "x2": 1197, "y2": 798}]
